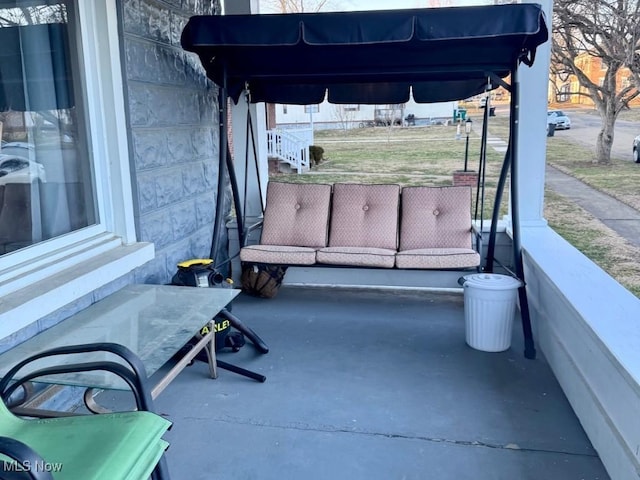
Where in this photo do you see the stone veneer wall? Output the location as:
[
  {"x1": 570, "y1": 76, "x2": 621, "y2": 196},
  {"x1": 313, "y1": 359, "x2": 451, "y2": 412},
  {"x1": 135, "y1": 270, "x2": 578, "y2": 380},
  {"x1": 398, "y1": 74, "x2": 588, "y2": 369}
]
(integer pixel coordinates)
[{"x1": 120, "y1": 0, "x2": 230, "y2": 284}]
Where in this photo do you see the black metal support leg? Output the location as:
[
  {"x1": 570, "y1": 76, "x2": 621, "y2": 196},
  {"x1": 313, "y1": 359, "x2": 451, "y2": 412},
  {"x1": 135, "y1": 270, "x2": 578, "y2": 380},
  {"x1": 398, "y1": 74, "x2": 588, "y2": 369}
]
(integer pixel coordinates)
[
  {"x1": 217, "y1": 360, "x2": 266, "y2": 383},
  {"x1": 510, "y1": 65, "x2": 536, "y2": 360},
  {"x1": 218, "y1": 308, "x2": 269, "y2": 354}
]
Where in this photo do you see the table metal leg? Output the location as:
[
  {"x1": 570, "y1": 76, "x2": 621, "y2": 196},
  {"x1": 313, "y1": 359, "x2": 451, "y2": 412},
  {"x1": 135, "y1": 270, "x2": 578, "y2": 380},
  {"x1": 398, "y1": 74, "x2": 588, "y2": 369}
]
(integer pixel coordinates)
[
  {"x1": 204, "y1": 320, "x2": 218, "y2": 379},
  {"x1": 151, "y1": 323, "x2": 217, "y2": 399}
]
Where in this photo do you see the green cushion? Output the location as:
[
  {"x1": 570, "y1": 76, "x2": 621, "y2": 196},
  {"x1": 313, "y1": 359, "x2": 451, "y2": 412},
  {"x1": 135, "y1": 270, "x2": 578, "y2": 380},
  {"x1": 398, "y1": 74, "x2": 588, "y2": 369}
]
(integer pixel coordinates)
[{"x1": 0, "y1": 400, "x2": 171, "y2": 480}]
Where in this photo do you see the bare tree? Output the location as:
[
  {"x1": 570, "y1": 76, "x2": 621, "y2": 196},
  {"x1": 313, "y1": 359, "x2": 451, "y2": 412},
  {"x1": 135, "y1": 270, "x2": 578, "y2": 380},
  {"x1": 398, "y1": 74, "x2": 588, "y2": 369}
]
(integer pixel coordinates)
[
  {"x1": 260, "y1": 0, "x2": 333, "y2": 13},
  {"x1": 552, "y1": 0, "x2": 640, "y2": 164},
  {"x1": 0, "y1": 4, "x2": 66, "y2": 26},
  {"x1": 331, "y1": 104, "x2": 357, "y2": 131}
]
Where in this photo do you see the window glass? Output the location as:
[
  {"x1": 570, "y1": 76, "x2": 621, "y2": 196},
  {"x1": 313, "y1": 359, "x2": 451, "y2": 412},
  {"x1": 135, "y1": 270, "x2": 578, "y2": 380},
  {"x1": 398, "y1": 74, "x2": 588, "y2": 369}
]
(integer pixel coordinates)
[{"x1": 0, "y1": 0, "x2": 97, "y2": 256}]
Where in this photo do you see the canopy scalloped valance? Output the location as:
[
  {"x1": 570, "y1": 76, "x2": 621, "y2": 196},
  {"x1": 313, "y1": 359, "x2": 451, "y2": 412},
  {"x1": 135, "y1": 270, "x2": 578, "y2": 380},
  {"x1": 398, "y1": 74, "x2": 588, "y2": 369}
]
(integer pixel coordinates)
[{"x1": 181, "y1": 4, "x2": 548, "y2": 104}]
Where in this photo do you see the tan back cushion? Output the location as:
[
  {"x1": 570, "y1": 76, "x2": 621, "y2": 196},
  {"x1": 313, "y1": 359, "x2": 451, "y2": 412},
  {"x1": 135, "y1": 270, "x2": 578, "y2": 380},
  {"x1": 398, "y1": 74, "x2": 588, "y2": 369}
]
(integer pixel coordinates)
[
  {"x1": 399, "y1": 186, "x2": 473, "y2": 251},
  {"x1": 328, "y1": 183, "x2": 400, "y2": 249},
  {"x1": 261, "y1": 182, "x2": 332, "y2": 248}
]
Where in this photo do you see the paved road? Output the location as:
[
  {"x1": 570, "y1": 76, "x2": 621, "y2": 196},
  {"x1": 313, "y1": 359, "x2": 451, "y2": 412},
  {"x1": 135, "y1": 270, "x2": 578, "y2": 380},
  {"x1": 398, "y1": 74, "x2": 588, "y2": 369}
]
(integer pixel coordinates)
[
  {"x1": 547, "y1": 110, "x2": 640, "y2": 247},
  {"x1": 486, "y1": 108, "x2": 640, "y2": 248},
  {"x1": 556, "y1": 109, "x2": 639, "y2": 162}
]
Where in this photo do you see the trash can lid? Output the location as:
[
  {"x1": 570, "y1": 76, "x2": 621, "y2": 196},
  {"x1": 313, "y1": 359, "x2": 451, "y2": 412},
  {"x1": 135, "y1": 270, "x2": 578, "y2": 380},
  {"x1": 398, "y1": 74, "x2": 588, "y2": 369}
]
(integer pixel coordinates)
[{"x1": 462, "y1": 273, "x2": 522, "y2": 290}]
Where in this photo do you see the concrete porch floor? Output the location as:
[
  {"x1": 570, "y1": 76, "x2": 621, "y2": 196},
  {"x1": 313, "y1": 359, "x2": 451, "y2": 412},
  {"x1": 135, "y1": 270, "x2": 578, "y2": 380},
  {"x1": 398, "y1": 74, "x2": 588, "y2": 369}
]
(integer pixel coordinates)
[{"x1": 100, "y1": 286, "x2": 609, "y2": 480}]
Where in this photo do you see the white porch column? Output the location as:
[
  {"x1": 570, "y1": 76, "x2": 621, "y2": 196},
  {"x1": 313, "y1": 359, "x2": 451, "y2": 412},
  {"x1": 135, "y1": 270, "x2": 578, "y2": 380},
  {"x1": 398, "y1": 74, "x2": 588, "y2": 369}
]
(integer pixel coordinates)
[
  {"x1": 512, "y1": 0, "x2": 553, "y2": 228},
  {"x1": 230, "y1": 100, "x2": 269, "y2": 218}
]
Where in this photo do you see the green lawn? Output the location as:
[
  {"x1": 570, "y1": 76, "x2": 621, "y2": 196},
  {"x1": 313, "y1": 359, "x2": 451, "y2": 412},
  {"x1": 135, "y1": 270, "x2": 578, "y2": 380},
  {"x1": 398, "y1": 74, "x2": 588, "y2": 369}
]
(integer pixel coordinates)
[
  {"x1": 489, "y1": 115, "x2": 640, "y2": 211},
  {"x1": 270, "y1": 117, "x2": 640, "y2": 297},
  {"x1": 280, "y1": 124, "x2": 510, "y2": 218}
]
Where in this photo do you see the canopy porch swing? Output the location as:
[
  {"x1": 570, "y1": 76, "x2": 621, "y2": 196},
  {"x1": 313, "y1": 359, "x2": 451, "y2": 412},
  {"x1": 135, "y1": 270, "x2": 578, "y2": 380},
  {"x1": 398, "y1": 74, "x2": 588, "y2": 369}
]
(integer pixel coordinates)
[{"x1": 180, "y1": 3, "x2": 549, "y2": 359}]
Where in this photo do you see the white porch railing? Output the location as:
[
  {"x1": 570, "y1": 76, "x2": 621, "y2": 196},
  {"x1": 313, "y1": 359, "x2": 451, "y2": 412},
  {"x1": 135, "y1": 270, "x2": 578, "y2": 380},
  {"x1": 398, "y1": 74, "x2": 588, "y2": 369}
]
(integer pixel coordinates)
[
  {"x1": 266, "y1": 128, "x2": 311, "y2": 173},
  {"x1": 285, "y1": 127, "x2": 314, "y2": 146}
]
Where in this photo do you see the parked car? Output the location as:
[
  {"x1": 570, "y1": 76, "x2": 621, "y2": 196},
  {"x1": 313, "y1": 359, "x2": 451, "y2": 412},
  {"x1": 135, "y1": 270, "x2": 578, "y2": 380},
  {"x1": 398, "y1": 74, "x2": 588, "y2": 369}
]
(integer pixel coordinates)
[
  {"x1": 0, "y1": 141, "x2": 34, "y2": 157},
  {"x1": 632, "y1": 135, "x2": 640, "y2": 163},
  {"x1": 0, "y1": 155, "x2": 46, "y2": 185},
  {"x1": 547, "y1": 109, "x2": 571, "y2": 130}
]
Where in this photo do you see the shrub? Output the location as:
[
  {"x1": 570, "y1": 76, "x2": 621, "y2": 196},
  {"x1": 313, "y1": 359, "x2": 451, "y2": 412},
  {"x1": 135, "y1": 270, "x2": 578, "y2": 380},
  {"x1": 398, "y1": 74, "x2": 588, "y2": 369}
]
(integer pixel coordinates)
[{"x1": 309, "y1": 145, "x2": 325, "y2": 166}]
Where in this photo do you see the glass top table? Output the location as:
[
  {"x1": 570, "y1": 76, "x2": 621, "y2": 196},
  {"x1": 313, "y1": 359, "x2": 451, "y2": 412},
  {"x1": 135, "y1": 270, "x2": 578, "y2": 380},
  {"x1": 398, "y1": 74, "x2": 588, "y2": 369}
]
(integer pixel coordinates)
[{"x1": 0, "y1": 284, "x2": 239, "y2": 392}]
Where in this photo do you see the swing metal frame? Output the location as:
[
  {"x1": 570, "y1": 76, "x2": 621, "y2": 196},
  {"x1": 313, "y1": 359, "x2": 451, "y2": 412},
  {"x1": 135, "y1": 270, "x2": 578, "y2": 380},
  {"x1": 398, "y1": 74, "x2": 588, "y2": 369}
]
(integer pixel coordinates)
[{"x1": 182, "y1": 4, "x2": 549, "y2": 359}]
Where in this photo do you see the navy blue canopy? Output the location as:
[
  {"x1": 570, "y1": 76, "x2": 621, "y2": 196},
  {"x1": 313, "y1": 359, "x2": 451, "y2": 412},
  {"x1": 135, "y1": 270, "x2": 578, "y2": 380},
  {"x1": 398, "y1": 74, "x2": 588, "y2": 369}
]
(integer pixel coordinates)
[
  {"x1": 181, "y1": 4, "x2": 548, "y2": 104},
  {"x1": 182, "y1": 4, "x2": 548, "y2": 360}
]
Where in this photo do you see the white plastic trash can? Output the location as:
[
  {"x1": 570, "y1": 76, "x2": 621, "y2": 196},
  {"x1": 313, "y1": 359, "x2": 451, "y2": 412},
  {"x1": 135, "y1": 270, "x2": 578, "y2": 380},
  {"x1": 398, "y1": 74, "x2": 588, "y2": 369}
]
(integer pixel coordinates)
[{"x1": 462, "y1": 274, "x2": 522, "y2": 352}]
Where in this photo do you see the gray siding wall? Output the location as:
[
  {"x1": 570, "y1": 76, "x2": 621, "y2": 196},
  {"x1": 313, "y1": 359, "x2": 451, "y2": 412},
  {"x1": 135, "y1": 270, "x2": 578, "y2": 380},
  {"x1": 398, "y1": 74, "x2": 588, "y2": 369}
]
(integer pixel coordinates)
[{"x1": 120, "y1": 0, "x2": 229, "y2": 285}]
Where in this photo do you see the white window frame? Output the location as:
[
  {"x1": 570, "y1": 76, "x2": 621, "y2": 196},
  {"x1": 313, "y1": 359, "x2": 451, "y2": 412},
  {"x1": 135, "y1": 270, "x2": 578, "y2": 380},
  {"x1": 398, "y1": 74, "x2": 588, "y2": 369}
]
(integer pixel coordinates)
[{"x1": 0, "y1": 0, "x2": 153, "y2": 340}]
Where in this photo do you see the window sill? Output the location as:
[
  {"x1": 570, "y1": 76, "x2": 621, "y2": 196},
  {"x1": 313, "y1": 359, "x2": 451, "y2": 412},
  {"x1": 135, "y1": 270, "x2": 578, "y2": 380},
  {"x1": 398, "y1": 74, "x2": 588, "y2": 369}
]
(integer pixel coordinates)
[{"x1": 0, "y1": 238, "x2": 154, "y2": 339}]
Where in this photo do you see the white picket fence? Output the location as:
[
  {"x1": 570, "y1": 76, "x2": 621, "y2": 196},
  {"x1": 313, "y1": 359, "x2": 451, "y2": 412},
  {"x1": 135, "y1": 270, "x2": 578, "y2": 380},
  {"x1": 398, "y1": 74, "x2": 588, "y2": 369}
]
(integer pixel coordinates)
[{"x1": 266, "y1": 128, "x2": 312, "y2": 173}]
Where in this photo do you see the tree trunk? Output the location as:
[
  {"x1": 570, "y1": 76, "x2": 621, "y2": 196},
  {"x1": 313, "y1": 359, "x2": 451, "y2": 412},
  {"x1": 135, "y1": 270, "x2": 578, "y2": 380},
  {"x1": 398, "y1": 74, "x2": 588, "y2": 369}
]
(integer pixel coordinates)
[{"x1": 595, "y1": 109, "x2": 616, "y2": 164}]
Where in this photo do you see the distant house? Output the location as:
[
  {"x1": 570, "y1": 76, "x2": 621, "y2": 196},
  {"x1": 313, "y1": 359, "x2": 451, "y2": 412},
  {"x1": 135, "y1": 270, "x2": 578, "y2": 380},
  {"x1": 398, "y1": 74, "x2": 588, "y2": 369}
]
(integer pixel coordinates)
[
  {"x1": 273, "y1": 96, "x2": 458, "y2": 129},
  {"x1": 549, "y1": 53, "x2": 640, "y2": 106}
]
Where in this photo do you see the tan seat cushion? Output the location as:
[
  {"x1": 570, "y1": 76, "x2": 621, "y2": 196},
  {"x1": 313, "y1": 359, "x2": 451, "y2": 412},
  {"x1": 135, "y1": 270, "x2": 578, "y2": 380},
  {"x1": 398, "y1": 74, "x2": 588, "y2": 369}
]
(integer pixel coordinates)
[
  {"x1": 240, "y1": 244, "x2": 317, "y2": 265},
  {"x1": 400, "y1": 186, "x2": 474, "y2": 251},
  {"x1": 317, "y1": 246, "x2": 396, "y2": 268},
  {"x1": 395, "y1": 248, "x2": 480, "y2": 269},
  {"x1": 261, "y1": 182, "x2": 332, "y2": 248},
  {"x1": 328, "y1": 183, "x2": 400, "y2": 249}
]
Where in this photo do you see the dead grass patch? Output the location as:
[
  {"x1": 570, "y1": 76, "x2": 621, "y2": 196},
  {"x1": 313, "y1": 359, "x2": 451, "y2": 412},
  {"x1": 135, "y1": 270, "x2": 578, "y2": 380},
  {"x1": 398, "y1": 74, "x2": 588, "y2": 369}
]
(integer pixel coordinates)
[
  {"x1": 545, "y1": 191, "x2": 640, "y2": 296},
  {"x1": 277, "y1": 121, "x2": 508, "y2": 217},
  {"x1": 269, "y1": 116, "x2": 639, "y2": 297},
  {"x1": 486, "y1": 115, "x2": 640, "y2": 210}
]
